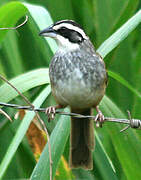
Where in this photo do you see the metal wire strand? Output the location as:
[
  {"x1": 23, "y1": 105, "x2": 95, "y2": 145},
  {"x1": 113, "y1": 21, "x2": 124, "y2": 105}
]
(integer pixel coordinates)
[{"x1": 0, "y1": 102, "x2": 141, "y2": 131}]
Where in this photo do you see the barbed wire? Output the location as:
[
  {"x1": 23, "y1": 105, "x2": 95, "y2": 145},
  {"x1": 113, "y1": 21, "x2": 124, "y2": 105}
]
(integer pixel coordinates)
[{"x1": 0, "y1": 102, "x2": 141, "y2": 132}]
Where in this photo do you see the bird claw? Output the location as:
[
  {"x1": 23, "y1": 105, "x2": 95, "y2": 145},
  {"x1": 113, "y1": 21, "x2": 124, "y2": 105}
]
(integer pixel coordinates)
[
  {"x1": 45, "y1": 106, "x2": 56, "y2": 122},
  {"x1": 95, "y1": 107, "x2": 105, "y2": 128}
]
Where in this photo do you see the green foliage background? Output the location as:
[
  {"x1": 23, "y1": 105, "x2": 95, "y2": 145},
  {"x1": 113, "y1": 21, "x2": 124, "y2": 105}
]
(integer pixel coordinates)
[{"x1": 0, "y1": 0, "x2": 141, "y2": 179}]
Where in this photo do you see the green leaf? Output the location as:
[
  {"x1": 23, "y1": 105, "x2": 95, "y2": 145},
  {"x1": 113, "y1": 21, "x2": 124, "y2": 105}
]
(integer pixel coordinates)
[
  {"x1": 110, "y1": 0, "x2": 139, "y2": 34},
  {"x1": 108, "y1": 70, "x2": 141, "y2": 100},
  {"x1": 97, "y1": 10, "x2": 141, "y2": 58},
  {"x1": 94, "y1": 0, "x2": 127, "y2": 45},
  {"x1": 55, "y1": 157, "x2": 74, "y2": 180},
  {"x1": 30, "y1": 108, "x2": 70, "y2": 180},
  {"x1": 2, "y1": 31, "x2": 25, "y2": 76},
  {"x1": 0, "y1": 1, "x2": 27, "y2": 42},
  {"x1": 23, "y1": 2, "x2": 57, "y2": 53},
  {"x1": 100, "y1": 96, "x2": 141, "y2": 179},
  {"x1": 39, "y1": 0, "x2": 74, "y2": 21},
  {"x1": 132, "y1": 41, "x2": 141, "y2": 117},
  {"x1": 94, "y1": 133, "x2": 118, "y2": 180},
  {"x1": 0, "y1": 86, "x2": 51, "y2": 179},
  {"x1": 0, "y1": 68, "x2": 49, "y2": 102}
]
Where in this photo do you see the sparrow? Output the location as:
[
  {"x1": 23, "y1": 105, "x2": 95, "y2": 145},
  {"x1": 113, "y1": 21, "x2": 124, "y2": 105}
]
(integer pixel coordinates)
[{"x1": 39, "y1": 20, "x2": 107, "y2": 170}]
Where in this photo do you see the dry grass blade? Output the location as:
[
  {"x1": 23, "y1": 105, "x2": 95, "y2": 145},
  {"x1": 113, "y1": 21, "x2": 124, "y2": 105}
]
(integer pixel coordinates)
[
  {"x1": 0, "y1": 16, "x2": 28, "y2": 30},
  {"x1": 0, "y1": 108, "x2": 12, "y2": 122}
]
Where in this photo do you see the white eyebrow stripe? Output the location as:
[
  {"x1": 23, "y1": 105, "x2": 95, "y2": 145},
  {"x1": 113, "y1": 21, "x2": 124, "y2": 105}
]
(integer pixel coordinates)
[{"x1": 53, "y1": 23, "x2": 88, "y2": 39}]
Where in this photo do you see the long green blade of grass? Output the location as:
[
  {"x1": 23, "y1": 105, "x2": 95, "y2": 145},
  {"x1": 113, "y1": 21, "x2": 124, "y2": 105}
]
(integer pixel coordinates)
[
  {"x1": 0, "y1": 1, "x2": 27, "y2": 42},
  {"x1": 0, "y1": 68, "x2": 49, "y2": 102},
  {"x1": 97, "y1": 10, "x2": 141, "y2": 58},
  {"x1": 108, "y1": 70, "x2": 141, "y2": 99},
  {"x1": 23, "y1": 2, "x2": 57, "y2": 53},
  {"x1": 0, "y1": 85, "x2": 51, "y2": 179},
  {"x1": 94, "y1": 133, "x2": 117, "y2": 180},
  {"x1": 100, "y1": 96, "x2": 141, "y2": 179},
  {"x1": 30, "y1": 108, "x2": 70, "y2": 180}
]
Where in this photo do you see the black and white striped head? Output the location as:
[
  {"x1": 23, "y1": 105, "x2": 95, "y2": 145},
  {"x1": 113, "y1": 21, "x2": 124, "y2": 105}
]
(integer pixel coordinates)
[{"x1": 39, "y1": 20, "x2": 88, "y2": 49}]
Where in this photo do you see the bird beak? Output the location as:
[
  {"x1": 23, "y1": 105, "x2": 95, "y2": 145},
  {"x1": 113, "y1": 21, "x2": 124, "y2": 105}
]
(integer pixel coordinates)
[{"x1": 39, "y1": 25, "x2": 57, "y2": 38}]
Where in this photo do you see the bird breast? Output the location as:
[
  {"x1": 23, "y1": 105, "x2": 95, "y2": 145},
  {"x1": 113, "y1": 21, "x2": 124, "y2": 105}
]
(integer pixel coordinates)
[{"x1": 49, "y1": 49, "x2": 107, "y2": 109}]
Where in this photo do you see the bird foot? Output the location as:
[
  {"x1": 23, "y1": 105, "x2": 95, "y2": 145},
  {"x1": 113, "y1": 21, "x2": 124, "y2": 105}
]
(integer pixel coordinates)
[
  {"x1": 45, "y1": 106, "x2": 56, "y2": 122},
  {"x1": 95, "y1": 106, "x2": 105, "y2": 127}
]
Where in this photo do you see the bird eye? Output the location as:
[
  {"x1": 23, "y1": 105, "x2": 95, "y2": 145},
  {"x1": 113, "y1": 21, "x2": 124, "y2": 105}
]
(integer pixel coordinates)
[{"x1": 60, "y1": 27, "x2": 66, "y2": 31}]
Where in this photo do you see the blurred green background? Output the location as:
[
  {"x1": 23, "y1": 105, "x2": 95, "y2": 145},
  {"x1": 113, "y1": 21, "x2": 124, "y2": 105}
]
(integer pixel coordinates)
[{"x1": 0, "y1": 0, "x2": 141, "y2": 179}]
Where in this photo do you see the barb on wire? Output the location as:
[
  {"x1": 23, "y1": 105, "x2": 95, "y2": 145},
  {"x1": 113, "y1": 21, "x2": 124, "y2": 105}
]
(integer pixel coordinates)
[
  {"x1": 0, "y1": 102, "x2": 141, "y2": 131},
  {"x1": 120, "y1": 110, "x2": 131, "y2": 132},
  {"x1": 0, "y1": 16, "x2": 28, "y2": 30}
]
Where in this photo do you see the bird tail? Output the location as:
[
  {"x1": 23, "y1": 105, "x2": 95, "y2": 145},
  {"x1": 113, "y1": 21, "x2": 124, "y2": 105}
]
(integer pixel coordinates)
[{"x1": 69, "y1": 108, "x2": 94, "y2": 170}]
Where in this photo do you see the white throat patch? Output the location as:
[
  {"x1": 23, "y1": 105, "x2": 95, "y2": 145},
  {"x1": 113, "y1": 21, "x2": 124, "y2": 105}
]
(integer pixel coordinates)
[{"x1": 55, "y1": 34, "x2": 80, "y2": 51}]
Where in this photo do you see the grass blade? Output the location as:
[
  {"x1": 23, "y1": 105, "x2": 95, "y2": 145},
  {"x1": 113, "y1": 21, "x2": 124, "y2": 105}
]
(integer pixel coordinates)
[
  {"x1": 108, "y1": 70, "x2": 141, "y2": 99},
  {"x1": 94, "y1": 133, "x2": 117, "y2": 180},
  {"x1": 97, "y1": 10, "x2": 141, "y2": 58},
  {"x1": 23, "y1": 2, "x2": 57, "y2": 53},
  {"x1": 0, "y1": 68, "x2": 49, "y2": 102},
  {"x1": 100, "y1": 96, "x2": 141, "y2": 179},
  {"x1": 0, "y1": 2, "x2": 27, "y2": 42},
  {"x1": 0, "y1": 86, "x2": 51, "y2": 179},
  {"x1": 30, "y1": 108, "x2": 70, "y2": 180}
]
